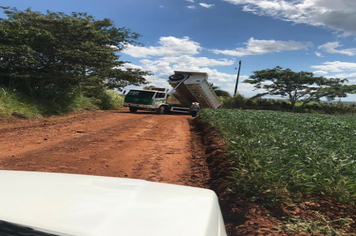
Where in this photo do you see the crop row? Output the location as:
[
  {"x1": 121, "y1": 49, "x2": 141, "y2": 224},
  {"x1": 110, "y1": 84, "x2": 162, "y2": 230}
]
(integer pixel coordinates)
[{"x1": 199, "y1": 109, "x2": 356, "y2": 204}]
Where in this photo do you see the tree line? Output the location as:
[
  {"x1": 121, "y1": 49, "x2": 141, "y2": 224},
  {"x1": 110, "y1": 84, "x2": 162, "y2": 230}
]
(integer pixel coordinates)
[
  {"x1": 244, "y1": 66, "x2": 356, "y2": 110},
  {"x1": 0, "y1": 7, "x2": 149, "y2": 104}
]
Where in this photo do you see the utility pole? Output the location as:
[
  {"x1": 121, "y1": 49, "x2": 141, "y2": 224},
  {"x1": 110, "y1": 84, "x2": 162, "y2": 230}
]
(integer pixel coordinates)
[{"x1": 234, "y1": 60, "x2": 242, "y2": 96}]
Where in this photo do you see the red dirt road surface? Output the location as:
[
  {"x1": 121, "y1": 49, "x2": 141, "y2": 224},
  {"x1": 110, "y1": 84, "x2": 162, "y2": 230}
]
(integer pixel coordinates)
[
  {"x1": 0, "y1": 109, "x2": 209, "y2": 188},
  {"x1": 2, "y1": 109, "x2": 356, "y2": 235}
]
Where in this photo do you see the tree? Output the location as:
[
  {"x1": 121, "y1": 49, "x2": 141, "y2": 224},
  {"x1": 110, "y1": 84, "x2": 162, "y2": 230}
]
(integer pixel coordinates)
[
  {"x1": 0, "y1": 7, "x2": 149, "y2": 99},
  {"x1": 244, "y1": 66, "x2": 351, "y2": 110},
  {"x1": 210, "y1": 83, "x2": 231, "y2": 98}
]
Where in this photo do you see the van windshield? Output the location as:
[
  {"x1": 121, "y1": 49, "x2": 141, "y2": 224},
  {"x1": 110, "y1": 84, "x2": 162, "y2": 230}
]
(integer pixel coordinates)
[{"x1": 127, "y1": 90, "x2": 155, "y2": 99}]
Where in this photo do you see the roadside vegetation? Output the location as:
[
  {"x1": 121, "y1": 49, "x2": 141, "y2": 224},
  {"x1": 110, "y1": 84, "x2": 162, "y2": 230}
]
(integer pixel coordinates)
[
  {"x1": 0, "y1": 7, "x2": 148, "y2": 118},
  {"x1": 212, "y1": 66, "x2": 356, "y2": 233},
  {"x1": 210, "y1": 67, "x2": 356, "y2": 234},
  {"x1": 221, "y1": 94, "x2": 356, "y2": 114},
  {"x1": 0, "y1": 87, "x2": 124, "y2": 118},
  {"x1": 200, "y1": 109, "x2": 356, "y2": 204},
  {"x1": 199, "y1": 108, "x2": 356, "y2": 234},
  {"x1": 0, "y1": 87, "x2": 42, "y2": 118},
  {"x1": 244, "y1": 66, "x2": 356, "y2": 111},
  {"x1": 222, "y1": 66, "x2": 356, "y2": 114}
]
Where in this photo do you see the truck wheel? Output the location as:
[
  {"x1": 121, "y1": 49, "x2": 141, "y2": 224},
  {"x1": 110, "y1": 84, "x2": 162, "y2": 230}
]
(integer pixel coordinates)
[
  {"x1": 129, "y1": 107, "x2": 138, "y2": 113},
  {"x1": 156, "y1": 106, "x2": 165, "y2": 114},
  {"x1": 169, "y1": 74, "x2": 185, "y2": 81}
]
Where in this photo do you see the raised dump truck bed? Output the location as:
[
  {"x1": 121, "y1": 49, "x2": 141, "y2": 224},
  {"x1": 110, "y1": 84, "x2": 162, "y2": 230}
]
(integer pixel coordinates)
[
  {"x1": 168, "y1": 71, "x2": 223, "y2": 109},
  {"x1": 124, "y1": 70, "x2": 222, "y2": 114}
]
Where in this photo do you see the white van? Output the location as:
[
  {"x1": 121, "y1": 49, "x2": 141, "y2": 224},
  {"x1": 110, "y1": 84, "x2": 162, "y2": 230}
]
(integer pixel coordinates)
[{"x1": 0, "y1": 171, "x2": 227, "y2": 236}]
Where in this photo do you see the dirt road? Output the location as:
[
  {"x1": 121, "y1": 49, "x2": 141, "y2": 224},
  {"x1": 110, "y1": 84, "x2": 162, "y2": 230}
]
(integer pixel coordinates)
[
  {"x1": 0, "y1": 109, "x2": 209, "y2": 188},
  {"x1": 4, "y1": 109, "x2": 354, "y2": 235}
]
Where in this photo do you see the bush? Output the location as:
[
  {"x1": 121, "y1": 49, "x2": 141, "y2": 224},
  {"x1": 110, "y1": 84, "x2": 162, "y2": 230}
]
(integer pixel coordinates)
[
  {"x1": 0, "y1": 87, "x2": 42, "y2": 118},
  {"x1": 222, "y1": 94, "x2": 247, "y2": 108},
  {"x1": 66, "y1": 95, "x2": 99, "y2": 112},
  {"x1": 222, "y1": 95, "x2": 356, "y2": 114},
  {"x1": 29, "y1": 87, "x2": 100, "y2": 115},
  {"x1": 0, "y1": 87, "x2": 123, "y2": 119},
  {"x1": 96, "y1": 89, "x2": 124, "y2": 110}
]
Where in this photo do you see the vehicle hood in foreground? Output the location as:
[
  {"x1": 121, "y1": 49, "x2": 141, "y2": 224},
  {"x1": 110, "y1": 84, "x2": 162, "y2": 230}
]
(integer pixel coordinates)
[{"x1": 0, "y1": 171, "x2": 226, "y2": 236}]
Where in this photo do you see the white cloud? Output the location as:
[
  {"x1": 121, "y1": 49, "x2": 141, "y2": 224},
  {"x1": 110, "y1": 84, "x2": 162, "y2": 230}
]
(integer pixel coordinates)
[
  {"x1": 123, "y1": 36, "x2": 201, "y2": 58},
  {"x1": 222, "y1": 0, "x2": 356, "y2": 35},
  {"x1": 199, "y1": 3, "x2": 215, "y2": 8},
  {"x1": 311, "y1": 61, "x2": 356, "y2": 73},
  {"x1": 139, "y1": 60, "x2": 172, "y2": 74},
  {"x1": 318, "y1": 42, "x2": 356, "y2": 56},
  {"x1": 123, "y1": 36, "x2": 234, "y2": 88},
  {"x1": 164, "y1": 55, "x2": 234, "y2": 67},
  {"x1": 315, "y1": 52, "x2": 323, "y2": 57},
  {"x1": 121, "y1": 62, "x2": 144, "y2": 71},
  {"x1": 330, "y1": 73, "x2": 356, "y2": 82},
  {"x1": 185, "y1": 0, "x2": 194, "y2": 2},
  {"x1": 187, "y1": 5, "x2": 196, "y2": 9},
  {"x1": 137, "y1": 56, "x2": 233, "y2": 77},
  {"x1": 123, "y1": 36, "x2": 306, "y2": 97},
  {"x1": 311, "y1": 61, "x2": 356, "y2": 85},
  {"x1": 212, "y1": 37, "x2": 307, "y2": 56},
  {"x1": 313, "y1": 70, "x2": 328, "y2": 75}
]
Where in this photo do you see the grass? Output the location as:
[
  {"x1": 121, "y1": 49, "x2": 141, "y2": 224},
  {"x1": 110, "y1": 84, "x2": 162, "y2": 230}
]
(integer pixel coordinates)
[
  {"x1": 0, "y1": 88, "x2": 42, "y2": 118},
  {"x1": 198, "y1": 109, "x2": 356, "y2": 205},
  {"x1": 0, "y1": 87, "x2": 123, "y2": 119}
]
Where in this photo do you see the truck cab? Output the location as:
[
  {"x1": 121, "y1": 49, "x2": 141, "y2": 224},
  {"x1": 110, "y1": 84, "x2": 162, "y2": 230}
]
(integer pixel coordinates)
[{"x1": 124, "y1": 88, "x2": 169, "y2": 114}]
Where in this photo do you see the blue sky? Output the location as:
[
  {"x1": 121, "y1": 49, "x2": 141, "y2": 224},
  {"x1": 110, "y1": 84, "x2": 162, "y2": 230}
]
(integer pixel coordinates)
[{"x1": 2, "y1": 0, "x2": 356, "y2": 101}]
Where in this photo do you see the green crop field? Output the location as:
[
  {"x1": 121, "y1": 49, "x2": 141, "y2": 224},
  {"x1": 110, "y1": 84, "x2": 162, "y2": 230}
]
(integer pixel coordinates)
[{"x1": 199, "y1": 109, "x2": 356, "y2": 205}]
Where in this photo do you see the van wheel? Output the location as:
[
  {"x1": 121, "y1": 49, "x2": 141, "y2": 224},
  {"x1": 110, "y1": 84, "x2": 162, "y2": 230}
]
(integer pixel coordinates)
[
  {"x1": 129, "y1": 107, "x2": 138, "y2": 113},
  {"x1": 156, "y1": 106, "x2": 165, "y2": 114}
]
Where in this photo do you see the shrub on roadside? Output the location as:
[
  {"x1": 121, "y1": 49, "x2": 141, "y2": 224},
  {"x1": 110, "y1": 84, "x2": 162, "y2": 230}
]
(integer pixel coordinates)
[
  {"x1": 96, "y1": 89, "x2": 124, "y2": 110},
  {"x1": 0, "y1": 87, "x2": 42, "y2": 118},
  {"x1": 222, "y1": 94, "x2": 247, "y2": 109},
  {"x1": 222, "y1": 95, "x2": 356, "y2": 114},
  {"x1": 0, "y1": 87, "x2": 124, "y2": 119}
]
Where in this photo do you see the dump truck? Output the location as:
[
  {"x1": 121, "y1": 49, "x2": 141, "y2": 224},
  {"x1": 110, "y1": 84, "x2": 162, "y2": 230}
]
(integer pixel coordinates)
[{"x1": 123, "y1": 71, "x2": 223, "y2": 114}]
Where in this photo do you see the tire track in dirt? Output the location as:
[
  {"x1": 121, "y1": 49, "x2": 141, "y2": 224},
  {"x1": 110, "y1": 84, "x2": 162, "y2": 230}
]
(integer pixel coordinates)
[
  {"x1": 0, "y1": 110, "x2": 210, "y2": 187},
  {"x1": 0, "y1": 111, "x2": 149, "y2": 160}
]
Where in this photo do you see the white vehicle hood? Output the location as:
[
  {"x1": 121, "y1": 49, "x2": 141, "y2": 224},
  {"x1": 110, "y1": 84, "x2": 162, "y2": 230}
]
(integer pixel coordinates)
[{"x1": 0, "y1": 171, "x2": 227, "y2": 236}]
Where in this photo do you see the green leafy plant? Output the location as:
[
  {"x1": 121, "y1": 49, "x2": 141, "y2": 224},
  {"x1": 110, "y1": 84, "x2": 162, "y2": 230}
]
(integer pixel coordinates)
[
  {"x1": 279, "y1": 213, "x2": 354, "y2": 235},
  {"x1": 199, "y1": 109, "x2": 356, "y2": 205}
]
